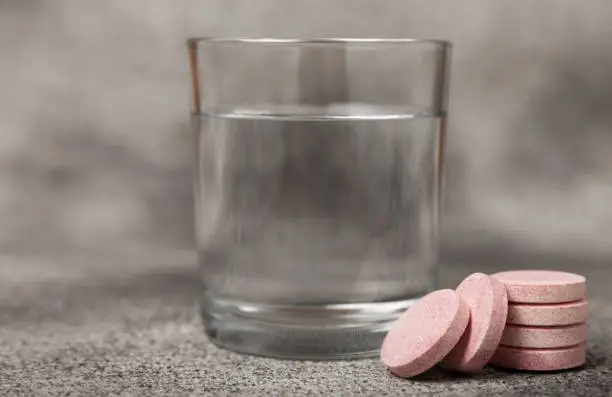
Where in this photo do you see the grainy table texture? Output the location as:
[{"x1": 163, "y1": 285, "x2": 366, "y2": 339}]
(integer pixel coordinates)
[{"x1": 1, "y1": 247, "x2": 611, "y2": 396}]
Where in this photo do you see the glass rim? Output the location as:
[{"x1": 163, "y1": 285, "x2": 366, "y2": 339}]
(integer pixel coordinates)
[{"x1": 187, "y1": 37, "x2": 451, "y2": 48}]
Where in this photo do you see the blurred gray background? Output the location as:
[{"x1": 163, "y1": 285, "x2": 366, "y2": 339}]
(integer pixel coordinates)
[{"x1": 2, "y1": 0, "x2": 612, "y2": 260}]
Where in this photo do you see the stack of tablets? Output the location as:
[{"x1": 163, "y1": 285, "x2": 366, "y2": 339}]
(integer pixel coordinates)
[
  {"x1": 490, "y1": 270, "x2": 588, "y2": 371},
  {"x1": 380, "y1": 270, "x2": 588, "y2": 378}
]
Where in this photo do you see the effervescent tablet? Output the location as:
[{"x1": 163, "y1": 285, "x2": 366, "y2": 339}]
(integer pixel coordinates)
[
  {"x1": 490, "y1": 343, "x2": 587, "y2": 371},
  {"x1": 491, "y1": 270, "x2": 585, "y2": 304},
  {"x1": 500, "y1": 323, "x2": 587, "y2": 348},
  {"x1": 440, "y1": 273, "x2": 508, "y2": 373},
  {"x1": 381, "y1": 289, "x2": 470, "y2": 378},
  {"x1": 506, "y1": 300, "x2": 588, "y2": 326}
]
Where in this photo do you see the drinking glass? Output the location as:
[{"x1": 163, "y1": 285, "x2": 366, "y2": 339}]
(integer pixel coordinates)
[{"x1": 188, "y1": 38, "x2": 451, "y2": 359}]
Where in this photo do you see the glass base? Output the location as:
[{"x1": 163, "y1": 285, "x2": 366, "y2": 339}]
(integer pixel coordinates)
[{"x1": 201, "y1": 294, "x2": 426, "y2": 360}]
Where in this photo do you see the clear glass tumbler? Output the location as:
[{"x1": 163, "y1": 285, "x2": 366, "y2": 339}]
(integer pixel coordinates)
[{"x1": 188, "y1": 38, "x2": 451, "y2": 359}]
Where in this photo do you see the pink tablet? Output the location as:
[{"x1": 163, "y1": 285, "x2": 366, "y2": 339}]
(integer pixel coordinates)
[
  {"x1": 440, "y1": 273, "x2": 508, "y2": 373},
  {"x1": 380, "y1": 289, "x2": 470, "y2": 378},
  {"x1": 500, "y1": 323, "x2": 587, "y2": 348},
  {"x1": 507, "y1": 300, "x2": 588, "y2": 326},
  {"x1": 490, "y1": 343, "x2": 587, "y2": 371},
  {"x1": 491, "y1": 270, "x2": 586, "y2": 303}
]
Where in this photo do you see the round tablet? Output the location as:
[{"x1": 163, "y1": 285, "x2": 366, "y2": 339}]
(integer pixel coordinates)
[
  {"x1": 490, "y1": 343, "x2": 587, "y2": 371},
  {"x1": 440, "y1": 273, "x2": 508, "y2": 373},
  {"x1": 507, "y1": 300, "x2": 589, "y2": 326},
  {"x1": 491, "y1": 270, "x2": 586, "y2": 303},
  {"x1": 500, "y1": 323, "x2": 587, "y2": 348},
  {"x1": 380, "y1": 289, "x2": 470, "y2": 378}
]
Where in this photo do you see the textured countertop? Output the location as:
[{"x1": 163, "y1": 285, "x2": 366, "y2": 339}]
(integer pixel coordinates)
[{"x1": 1, "y1": 247, "x2": 611, "y2": 396}]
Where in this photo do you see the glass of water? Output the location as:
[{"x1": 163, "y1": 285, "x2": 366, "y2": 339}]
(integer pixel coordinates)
[{"x1": 188, "y1": 38, "x2": 451, "y2": 359}]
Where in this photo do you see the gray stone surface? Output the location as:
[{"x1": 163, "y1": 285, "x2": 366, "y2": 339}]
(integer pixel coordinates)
[{"x1": 1, "y1": 248, "x2": 611, "y2": 396}]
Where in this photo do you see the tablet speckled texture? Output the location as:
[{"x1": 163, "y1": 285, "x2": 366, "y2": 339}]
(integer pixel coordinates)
[
  {"x1": 440, "y1": 273, "x2": 508, "y2": 373},
  {"x1": 491, "y1": 344, "x2": 587, "y2": 371},
  {"x1": 501, "y1": 323, "x2": 587, "y2": 348},
  {"x1": 380, "y1": 289, "x2": 470, "y2": 378},
  {"x1": 507, "y1": 300, "x2": 589, "y2": 326},
  {"x1": 491, "y1": 270, "x2": 586, "y2": 303}
]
